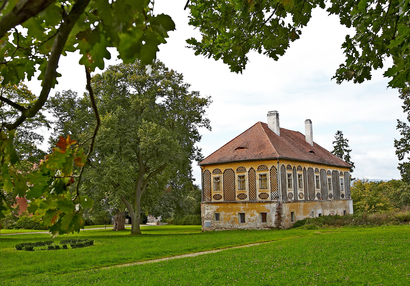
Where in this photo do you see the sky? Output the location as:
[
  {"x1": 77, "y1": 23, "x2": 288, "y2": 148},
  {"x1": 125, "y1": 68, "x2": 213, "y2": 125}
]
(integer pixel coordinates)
[{"x1": 27, "y1": 1, "x2": 405, "y2": 184}]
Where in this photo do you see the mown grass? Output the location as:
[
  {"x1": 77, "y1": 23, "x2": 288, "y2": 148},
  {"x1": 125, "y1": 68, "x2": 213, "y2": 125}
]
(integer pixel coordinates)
[
  {"x1": 1, "y1": 225, "x2": 314, "y2": 284},
  {"x1": 3, "y1": 225, "x2": 410, "y2": 285},
  {"x1": 7, "y1": 226, "x2": 410, "y2": 286}
]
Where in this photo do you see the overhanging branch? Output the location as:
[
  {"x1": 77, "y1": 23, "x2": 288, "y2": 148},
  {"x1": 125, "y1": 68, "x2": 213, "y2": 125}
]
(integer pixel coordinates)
[{"x1": 3, "y1": 0, "x2": 91, "y2": 130}]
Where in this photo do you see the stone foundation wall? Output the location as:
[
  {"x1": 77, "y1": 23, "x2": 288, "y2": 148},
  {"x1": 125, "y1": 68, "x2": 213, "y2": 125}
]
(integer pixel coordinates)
[{"x1": 202, "y1": 200, "x2": 353, "y2": 231}]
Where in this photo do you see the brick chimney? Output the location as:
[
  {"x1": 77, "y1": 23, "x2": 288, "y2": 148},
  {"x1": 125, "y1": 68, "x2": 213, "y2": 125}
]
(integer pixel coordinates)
[
  {"x1": 305, "y1": 119, "x2": 313, "y2": 146},
  {"x1": 267, "y1": 110, "x2": 280, "y2": 136}
]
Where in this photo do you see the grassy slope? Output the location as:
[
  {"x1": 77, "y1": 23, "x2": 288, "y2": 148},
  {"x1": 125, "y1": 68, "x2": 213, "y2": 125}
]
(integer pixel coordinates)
[{"x1": 2, "y1": 225, "x2": 410, "y2": 285}]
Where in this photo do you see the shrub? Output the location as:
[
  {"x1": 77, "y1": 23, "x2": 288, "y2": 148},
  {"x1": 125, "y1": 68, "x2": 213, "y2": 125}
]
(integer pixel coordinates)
[
  {"x1": 48, "y1": 245, "x2": 54, "y2": 250},
  {"x1": 0, "y1": 213, "x2": 18, "y2": 229},
  {"x1": 15, "y1": 244, "x2": 24, "y2": 250},
  {"x1": 24, "y1": 245, "x2": 34, "y2": 251},
  {"x1": 63, "y1": 244, "x2": 68, "y2": 249},
  {"x1": 91, "y1": 210, "x2": 112, "y2": 225},
  {"x1": 395, "y1": 211, "x2": 410, "y2": 222},
  {"x1": 172, "y1": 214, "x2": 201, "y2": 225},
  {"x1": 84, "y1": 216, "x2": 94, "y2": 226},
  {"x1": 14, "y1": 215, "x2": 46, "y2": 230}
]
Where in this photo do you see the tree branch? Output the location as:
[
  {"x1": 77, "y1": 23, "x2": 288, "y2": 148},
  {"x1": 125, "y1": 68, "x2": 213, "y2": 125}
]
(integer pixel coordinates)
[
  {"x1": 120, "y1": 195, "x2": 134, "y2": 215},
  {"x1": 0, "y1": 95, "x2": 26, "y2": 112},
  {"x1": 3, "y1": 0, "x2": 91, "y2": 130},
  {"x1": 0, "y1": 0, "x2": 56, "y2": 38},
  {"x1": 141, "y1": 163, "x2": 168, "y2": 194},
  {"x1": 74, "y1": 66, "x2": 100, "y2": 199}
]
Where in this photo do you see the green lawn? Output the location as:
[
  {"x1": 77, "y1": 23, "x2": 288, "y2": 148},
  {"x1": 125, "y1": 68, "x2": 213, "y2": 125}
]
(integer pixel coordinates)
[{"x1": 2, "y1": 225, "x2": 410, "y2": 285}]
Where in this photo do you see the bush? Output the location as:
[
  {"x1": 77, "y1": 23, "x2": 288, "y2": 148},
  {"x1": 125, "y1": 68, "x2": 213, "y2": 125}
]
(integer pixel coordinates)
[
  {"x1": 24, "y1": 245, "x2": 34, "y2": 251},
  {"x1": 172, "y1": 214, "x2": 201, "y2": 225},
  {"x1": 395, "y1": 211, "x2": 410, "y2": 222},
  {"x1": 48, "y1": 245, "x2": 54, "y2": 250},
  {"x1": 63, "y1": 239, "x2": 94, "y2": 249},
  {"x1": 14, "y1": 215, "x2": 46, "y2": 230},
  {"x1": 91, "y1": 210, "x2": 112, "y2": 225},
  {"x1": 84, "y1": 217, "x2": 94, "y2": 226},
  {"x1": 0, "y1": 213, "x2": 18, "y2": 229}
]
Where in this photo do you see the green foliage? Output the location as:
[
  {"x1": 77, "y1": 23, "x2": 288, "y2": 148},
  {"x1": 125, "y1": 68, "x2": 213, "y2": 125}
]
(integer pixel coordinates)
[
  {"x1": 1, "y1": 0, "x2": 175, "y2": 129},
  {"x1": 331, "y1": 130, "x2": 355, "y2": 172},
  {"x1": 395, "y1": 88, "x2": 410, "y2": 183},
  {"x1": 188, "y1": 0, "x2": 410, "y2": 89},
  {"x1": 90, "y1": 210, "x2": 112, "y2": 225},
  {"x1": 0, "y1": 81, "x2": 49, "y2": 162},
  {"x1": 49, "y1": 60, "x2": 211, "y2": 235},
  {"x1": 171, "y1": 214, "x2": 201, "y2": 225},
  {"x1": 14, "y1": 215, "x2": 46, "y2": 230},
  {"x1": 351, "y1": 179, "x2": 410, "y2": 213},
  {"x1": 1, "y1": 131, "x2": 93, "y2": 235},
  {"x1": 0, "y1": 211, "x2": 18, "y2": 229},
  {"x1": 351, "y1": 179, "x2": 395, "y2": 213},
  {"x1": 292, "y1": 209, "x2": 410, "y2": 229},
  {"x1": 0, "y1": 0, "x2": 175, "y2": 235}
]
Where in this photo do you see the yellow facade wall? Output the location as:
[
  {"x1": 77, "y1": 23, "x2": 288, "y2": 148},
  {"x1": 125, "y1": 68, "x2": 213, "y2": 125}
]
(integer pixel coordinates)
[{"x1": 201, "y1": 159, "x2": 352, "y2": 231}]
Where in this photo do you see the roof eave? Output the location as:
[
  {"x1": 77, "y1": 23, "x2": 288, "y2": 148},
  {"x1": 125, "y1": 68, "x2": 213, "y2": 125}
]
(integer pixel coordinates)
[{"x1": 199, "y1": 156, "x2": 351, "y2": 169}]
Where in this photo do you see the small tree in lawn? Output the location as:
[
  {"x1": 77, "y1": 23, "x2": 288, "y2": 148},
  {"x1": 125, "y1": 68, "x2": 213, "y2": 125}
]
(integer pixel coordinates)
[{"x1": 332, "y1": 130, "x2": 355, "y2": 173}]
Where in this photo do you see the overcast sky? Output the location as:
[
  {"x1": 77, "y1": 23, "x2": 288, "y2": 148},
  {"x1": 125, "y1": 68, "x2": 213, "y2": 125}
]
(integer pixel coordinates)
[{"x1": 28, "y1": 1, "x2": 405, "y2": 184}]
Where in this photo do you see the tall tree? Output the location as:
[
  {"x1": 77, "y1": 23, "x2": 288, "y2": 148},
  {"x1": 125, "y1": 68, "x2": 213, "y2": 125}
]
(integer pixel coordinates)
[
  {"x1": 395, "y1": 87, "x2": 410, "y2": 183},
  {"x1": 187, "y1": 0, "x2": 410, "y2": 89},
  {"x1": 332, "y1": 130, "x2": 355, "y2": 172},
  {"x1": 50, "y1": 61, "x2": 211, "y2": 235}
]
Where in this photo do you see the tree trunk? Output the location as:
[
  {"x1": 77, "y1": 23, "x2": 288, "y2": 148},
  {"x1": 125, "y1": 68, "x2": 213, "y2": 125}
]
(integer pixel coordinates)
[
  {"x1": 130, "y1": 210, "x2": 141, "y2": 235},
  {"x1": 112, "y1": 210, "x2": 126, "y2": 231}
]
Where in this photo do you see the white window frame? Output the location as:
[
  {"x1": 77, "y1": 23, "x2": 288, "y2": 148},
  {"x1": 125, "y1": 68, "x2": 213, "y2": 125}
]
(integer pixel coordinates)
[
  {"x1": 258, "y1": 173, "x2": 268, "y2": 190},
  {"x1": 297, "y1": 173, "x2": 303, "y2": 190},
  {"x1": 315, "y1": 174, "x2": 320, "y2": 190},
  {"x1": 237, "y1": 174, "x2": 246, "y2": 191},
  {"x1": 287, "y1": 172, "x2": 293, "y2": 190},
  {"x1": 213, "y1": 176, "x2": 221, "y2": 192}
]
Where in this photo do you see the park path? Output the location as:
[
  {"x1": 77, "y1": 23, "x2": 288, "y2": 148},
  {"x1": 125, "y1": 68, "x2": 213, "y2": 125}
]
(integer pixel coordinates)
[{"x1": 102, "y1": 240, "x2": 278, "y2": 270}]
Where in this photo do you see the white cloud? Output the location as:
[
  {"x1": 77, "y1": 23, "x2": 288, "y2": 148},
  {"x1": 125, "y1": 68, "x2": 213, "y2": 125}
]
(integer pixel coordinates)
[{"x1": 25, "y1": 1, "x2": 407, "y2": 184}]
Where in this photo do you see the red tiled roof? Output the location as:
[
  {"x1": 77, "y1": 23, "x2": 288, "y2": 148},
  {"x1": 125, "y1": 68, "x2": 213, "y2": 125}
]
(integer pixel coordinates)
[{"x1": 199, "y1": 122, "x2": 351, "y2": 168}]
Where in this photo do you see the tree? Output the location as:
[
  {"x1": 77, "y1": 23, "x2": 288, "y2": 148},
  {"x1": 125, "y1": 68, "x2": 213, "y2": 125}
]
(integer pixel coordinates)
[
  {"x1": 351, "y1": 179, "x2": 394, "y2": 213},
  {"x1": 0, "y1": 0, "x2": 175, "y2": 131},
  {"x1": 0, "y1": 0, "x2": 175, "y2": 234},
  {"x1": 187, "y1": 0, "x2": 410, "y2": 88},
  {"x1": 50, "y1": 61, "x2": 211, "y2": 235},
  {"x1": 395, "y1": 87, "x2": 410, "y2": 183},
  {"x1": 0, "y1": 81, "x2": 49, "y2": 163},
  {"x1": 331, "y1": 130, "x2": 355, "y2": 172}
]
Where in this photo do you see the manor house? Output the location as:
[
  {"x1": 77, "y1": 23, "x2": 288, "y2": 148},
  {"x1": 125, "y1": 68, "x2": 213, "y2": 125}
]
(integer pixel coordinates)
[{"x1": 199, "y1": 111, "x2": 353, "y2": 230}]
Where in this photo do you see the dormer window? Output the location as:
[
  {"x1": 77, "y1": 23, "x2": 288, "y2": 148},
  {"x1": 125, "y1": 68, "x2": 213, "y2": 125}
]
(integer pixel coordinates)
[{"x1": 235, "y1": 146, "x2": 247, "y2": 150}]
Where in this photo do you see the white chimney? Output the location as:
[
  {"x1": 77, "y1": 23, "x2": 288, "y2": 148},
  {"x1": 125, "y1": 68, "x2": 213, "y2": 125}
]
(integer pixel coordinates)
[
  {"x1": 267, "y1": 110, "x2": 280, "y2": 136},
  {"x1": 305, "y1": 119, "x2": 313, "y2": 146}
]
